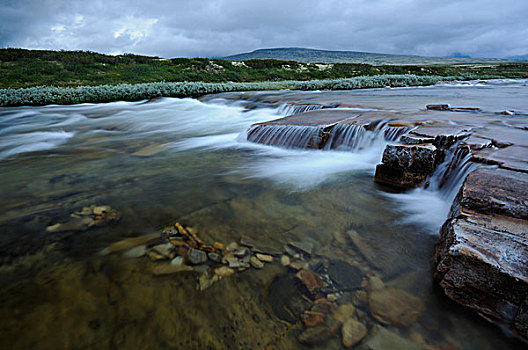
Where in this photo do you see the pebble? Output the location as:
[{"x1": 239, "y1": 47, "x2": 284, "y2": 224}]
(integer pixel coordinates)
[
  {"x1": 233, "y1": 247, "x2": 249, "y2": 257},
  {"x1": 327, "y1": 293, "x2": 337, "y2": 302},
  {"x1": 187, "y1": 248, "x2": 207, "y2": 265},
  {"x1": 289, "y1": 261, "x2": 308, "y2": 270},
  {"x1": 355, "y1": 290, "x2": 368, "y2": 304},
  {"x1": 369, "y1": 288, "x2": 425, "y2": 326},
  {"x1": 256, "y1": 253, "x2": 273, "y2": 262},
  {"x1": 225, "y1": 256, "x2": 241, "y2": 268},
  {"x1": 198, "y1": 275, "x2": 215, "y2": 291},
  {"x1": 170, "y1": 256, "x2": 184, "y2": 266},
  {"x1": 250, "y1": 256, "x2": 264, "y2": 269},
  {"x1": 333, "y1": 304, "x2": 356, "y2": 324},
  {"x1": 295, "y1": 269, "x2": 324, "y2": 295},
  {"x1": 207, "y1": 252, "x2": 222, "y2": 263},
  {"x1": 214, "y1": 266, "x2": 235, "y2": 277},
  {"x1": 226, "y1": 242, "x2": 239, "y2": 252},
  {"x1": 148, "y1": 250, "x2": 167, "y2": 261},
  {"x1": 122, "y1": 245, "x2": 147, "y2": 258},
  {"x1": 213, "y1": 242, "x2": 226, "y2": 250},
  {"x1": 341, "y1": 318, "x2": 367, "y2": 348},
  {"x1": 368, "y1": 275, "x2": 385, "y2": 291},
  {"x1": 302, "y1": 311, "x2": 325, "y2": 328},
  {"x1": 151, "y1": 243, "x2": 175, "y2": 259},
  {"x1": 288, "y1": 241, "x2": 314, "y2": 255},
  {"x1": 280, "y1": 255, "x2": 291, "y2": 266}
]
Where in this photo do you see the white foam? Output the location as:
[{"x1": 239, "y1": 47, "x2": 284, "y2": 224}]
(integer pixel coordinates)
[{"x1": 0, "y1": 131, "x2": 75, "y2": 160}]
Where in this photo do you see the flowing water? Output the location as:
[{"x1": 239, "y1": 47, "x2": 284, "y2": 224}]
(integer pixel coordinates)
[{"x1": 1, "y1": 80, "x2": 527, "y2": 349}]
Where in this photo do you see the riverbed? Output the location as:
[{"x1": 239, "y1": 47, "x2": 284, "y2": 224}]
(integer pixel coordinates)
[{"x1": 1, "y1": 80, "x2": 526, "y2": 349}]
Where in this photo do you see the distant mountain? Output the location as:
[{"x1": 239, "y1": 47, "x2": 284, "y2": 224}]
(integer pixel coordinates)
[
  {"x1": 223, "y1": 47, "x2": 513, "y2": 65},
  {"x1": 509, "y1": 54, "x2": 528, "y2": 61}
]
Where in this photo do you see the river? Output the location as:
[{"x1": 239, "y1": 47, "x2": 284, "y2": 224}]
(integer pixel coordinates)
[{"x1": 0, "y1": 79, "x2": 526, "y2": 349}]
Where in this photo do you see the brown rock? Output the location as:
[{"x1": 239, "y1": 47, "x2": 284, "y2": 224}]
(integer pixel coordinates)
[
  {"x1": 333, "y1": 304, "x2": 355, "y2": 324},
  {"x1": 289, "y1": 260, "x2": 308, "y2": 270},
  {"x1": 281, "y1": 255, "x2": 291, "y2": 266},
  {"x1": 213, "y1": 242, "x2": 226, "y2": 250},
  {"x1": 341, "y1": 318, "x2": 367, "y2": 348},
  {"x1": 374, "y1": 143, "x2": 438, "y2": 189},
  {"x1": 302, "y1": 311, "x2": 325, "y2": 328},
  {"x1": 147, "y1": 250, "x2": 167, "y2": 261},
  {"x1": 435, "y1": 166, "x2": 528, "y2": 338},
  {"x1": 368, "y1": 288, "x2": 424, "y2": 326},
  {"x1": 296, "y1": 269, "x2": 324, "y2": 295},
  {"x1": 426, "y1": 104, "x2": 450, "y2": 110},
  {"x1": 250, "y1": 256, "x2": 264, "y2": 269},
  {"x1": 187, "y1": 248, "x2": 207, "y2": 265},
  {"x1": 256, "y1": 253, "x2": 273, "y2": 262},
  {"x1": 297, "y1": 326, "x2": 332, "y2": 345},
  {"x1": 214, "y1": 266, "x2": 235, "y2": 277}
]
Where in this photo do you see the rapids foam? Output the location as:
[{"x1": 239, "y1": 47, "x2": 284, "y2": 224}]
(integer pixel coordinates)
[{"x1": 386, "y1": 144, "x2": 477, "y2": 233}]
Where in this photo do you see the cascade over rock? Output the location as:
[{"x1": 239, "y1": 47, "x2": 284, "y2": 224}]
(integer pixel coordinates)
[{"x1": 242, "y1": 100, "x2": 528, "y2": 339}]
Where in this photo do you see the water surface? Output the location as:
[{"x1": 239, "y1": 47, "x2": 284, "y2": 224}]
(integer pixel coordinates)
[{"x1": 1, "y1": 80, "x2": 526, "y2": 349}]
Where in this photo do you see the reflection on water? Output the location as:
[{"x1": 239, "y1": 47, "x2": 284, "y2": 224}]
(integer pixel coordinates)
[{"x1": 1, "y1": 82, "x2": 526, "y2": 349}]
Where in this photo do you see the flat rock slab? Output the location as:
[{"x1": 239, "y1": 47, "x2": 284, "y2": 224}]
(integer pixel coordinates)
[
  {"x1": 435, "y1": 165, "x2": 528, "y2": 337},
  {"x1": 255, "y1": 109, "x2": 361, "y2": 127},
  {"x1": 460, "y1": 167, "x2": 528, "y2": 219},
  {"x1": 473, "y1": 145, "x2": 528, "y2": 173}
]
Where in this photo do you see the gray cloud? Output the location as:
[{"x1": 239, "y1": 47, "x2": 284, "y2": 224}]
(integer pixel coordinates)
[{"x1": 0, "y1": 0, "x2": 526, "y2": 58}]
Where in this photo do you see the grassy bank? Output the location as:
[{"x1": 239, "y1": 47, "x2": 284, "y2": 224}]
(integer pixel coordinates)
[
  {"x1": 1, "y1": 48, "x2": 527, "y2": 107},
  {"x1": 2, "y1": 48, "x2": 528, "y2": 88},
  {"x1": 1, "y1": 74, "x2": 471, "y2": 107}
]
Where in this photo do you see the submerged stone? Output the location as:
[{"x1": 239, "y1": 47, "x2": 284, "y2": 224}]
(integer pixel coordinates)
[
  {"x1": 327, "y1": 260, "x2": 363, "y2": 290},
  {"x1": 266, "y1": 274, "x2": 310, "y2": 323},
  {"x1": 342, "y1": 318, "x2": 367, "y2": 348},
  {"x1": 358, "y1": 325, "x2": 421, "y2": 350},
  {"x1": 187, "y1": 248, "x2": 207, "y2": 265},
  {"x1": 295, "y1": 269, "x2": 324, "y2": 295},
  {"x1": 333, "y1": 304, "x2": 356, "y2": 324},
  {"x1": 250, "y1": 256, "x2": 264, "y2": 269},
  {"x1": 297, "y1": 326, "x2": 332, "y2": 345},
  {"x1": 368, "y1": 288, "x2": 424, "y2": 326}
]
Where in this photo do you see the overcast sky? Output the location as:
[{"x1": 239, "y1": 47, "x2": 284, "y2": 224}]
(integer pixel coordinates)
[{"x1": 1, "y1": 0, "x2": 527, "y2": 58}]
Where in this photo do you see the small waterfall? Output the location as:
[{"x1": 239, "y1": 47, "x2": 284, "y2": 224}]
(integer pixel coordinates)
[
  {"x1": 324, "y1": 124, "x2": 370, "y2": 151},
  {"x1": 246, "y1": 125, "x2": 322, "y2": 149},
  {"x1": 385, "y1": 141, "x2": 478, "y2": 233},
  {"x1": 425, "y1": 143, "x2": 477, "y2": 200},
  {"x1": 323, "y1": 123, "x2": 409, "y2": 151},
  {"x1": 278, "y1": 104, "x2": 323, "y2": 116},
  {"x1": 384, "y1": 126, "x2": 410, "y2": 141}
]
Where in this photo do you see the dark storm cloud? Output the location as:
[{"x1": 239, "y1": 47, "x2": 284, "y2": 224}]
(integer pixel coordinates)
[{"x1": 0, "y1": 0, "x2": 526, "y2": 58}]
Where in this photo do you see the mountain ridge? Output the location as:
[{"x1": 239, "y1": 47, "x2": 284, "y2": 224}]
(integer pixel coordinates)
[{"x1": 223, "y1": 47, "x2": 515, "y2": 65}]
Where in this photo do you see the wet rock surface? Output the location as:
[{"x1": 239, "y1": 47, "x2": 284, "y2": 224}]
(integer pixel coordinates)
[
  {"x1": 375, "y1": 143, "x2": 438, "y2": 189},
  {"x1": 241, "y1": 96, "x2": 528, "y2": 340},
  {"x1": 435, "y1": 166, "x2": 528, "y2": 337}
]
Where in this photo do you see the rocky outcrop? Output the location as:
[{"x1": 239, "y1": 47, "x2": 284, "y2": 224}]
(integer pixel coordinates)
[
  {"x1": 374, "y1": 143, "x2": 439, "y2": 189},
  {"x1": 435, "y1": 167, "x2": 528, "y2": 337}
]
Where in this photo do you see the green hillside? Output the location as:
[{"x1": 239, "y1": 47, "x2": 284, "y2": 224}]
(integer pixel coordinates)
[{"x1": 1, "y1": 48, "x2": 527, "y2": 89}]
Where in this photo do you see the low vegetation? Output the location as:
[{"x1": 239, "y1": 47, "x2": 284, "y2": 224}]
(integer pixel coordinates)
[{"x1": 0, "y1": 48, "x2": 527, "y2": 106}]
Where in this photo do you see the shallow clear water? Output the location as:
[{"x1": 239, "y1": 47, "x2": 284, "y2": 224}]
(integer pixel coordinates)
[{"x1": 0, "y1": 81, "x2": 526, "y2": 349}]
